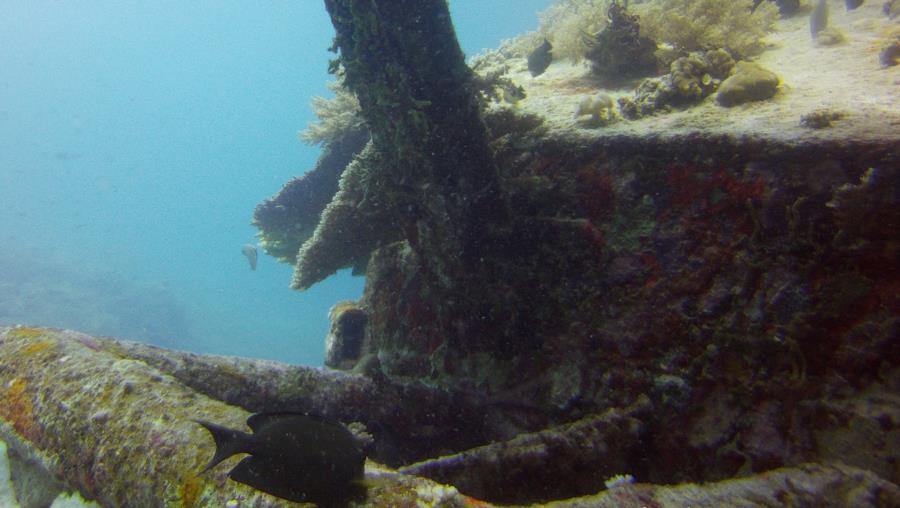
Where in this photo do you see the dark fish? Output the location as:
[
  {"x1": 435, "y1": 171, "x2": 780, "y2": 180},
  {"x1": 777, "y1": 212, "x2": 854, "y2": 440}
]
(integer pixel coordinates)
[
  {"x1": 241, "y1": 243, "x2": 257, "y2": 271},
  {"x1": 810, "y1": 0, "x2": 829, "y2": 38},
  {"x1": 845, "y1": 0, "x2": 864, "y2": 9},
  {"x1": 880, "y1": 40, "x2": 900, "y2": 67},
  {"x1": 752, "y1": 0, "x2": 800, "y2": 17},
  {"x1": 527, "y1": 38, "x2": 553, "y2": 77},
  {"x1": 196, "y1": 412, "x2": 367, "y2": 506}
]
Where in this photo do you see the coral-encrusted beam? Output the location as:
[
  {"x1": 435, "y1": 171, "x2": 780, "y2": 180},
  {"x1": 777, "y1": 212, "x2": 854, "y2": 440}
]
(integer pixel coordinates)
[
  {"x1": 0, "y1": 326, "x2": 497, "y2": 506},
  {"x1": 319, "y1": 0, "x2": 507, "y2": 279},
  {"x1": 0, "y1": 326, "x2": 293, "y2": 506}
]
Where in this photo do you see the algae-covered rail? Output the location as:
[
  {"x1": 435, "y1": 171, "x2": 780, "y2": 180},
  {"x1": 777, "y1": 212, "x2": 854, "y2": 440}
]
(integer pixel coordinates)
[{"x1": 0, "y1": 326, "x2": 298, "y2": 506}]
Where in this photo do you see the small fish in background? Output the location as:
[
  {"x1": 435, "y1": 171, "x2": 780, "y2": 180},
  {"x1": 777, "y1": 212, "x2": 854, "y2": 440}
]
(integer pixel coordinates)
[
  {"x1": 527, "y1": 38, "x2": 553, "y2": 77},
  {"x1": 196, "y1": 412, "x2": 368, "y2": 506},
  {"x1": 845, "y1": 0, "x2": 864, "y2": 10},
  {"x1": 241, "y1": 243, "x2": 258, "y2": 271},
  {"x1": 810, "y1": 0, "x2": 829, "y2": 38}
]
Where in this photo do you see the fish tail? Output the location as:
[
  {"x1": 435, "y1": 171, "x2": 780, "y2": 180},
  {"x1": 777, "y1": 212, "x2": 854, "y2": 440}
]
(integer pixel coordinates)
[{"x1": 195, "y1": 420, "x2": 252, "y2": 473}]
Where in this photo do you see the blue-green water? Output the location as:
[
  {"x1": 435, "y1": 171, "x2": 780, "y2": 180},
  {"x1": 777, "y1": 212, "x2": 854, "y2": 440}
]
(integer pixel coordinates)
[{"x1": 0, "y1": 1, "x2": 551, "y2": 365}]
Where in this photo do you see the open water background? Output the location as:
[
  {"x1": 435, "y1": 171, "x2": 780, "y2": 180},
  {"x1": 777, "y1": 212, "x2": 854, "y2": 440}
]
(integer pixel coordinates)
[{"x1": 0, "y1": 1, "x2": 550, "y2": 365}]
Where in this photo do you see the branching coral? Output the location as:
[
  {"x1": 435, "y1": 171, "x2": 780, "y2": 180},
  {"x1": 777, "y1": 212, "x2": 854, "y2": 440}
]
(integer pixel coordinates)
[
  {"x1": 291, "y1": 143, "x2": 401, "y2": 290},
  {"x1": 253, "y1": 126, "x2": 369, "y2": 264},
  {"x1": 299, "y1": 79, "x2": 365, "y2": 146},
  {"x1": 637, "y1": 0, "x2": 779, "y2": 57}
]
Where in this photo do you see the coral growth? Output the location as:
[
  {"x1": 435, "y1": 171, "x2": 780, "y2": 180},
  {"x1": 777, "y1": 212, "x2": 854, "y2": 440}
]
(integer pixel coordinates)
[
  {"x1": 531, "y1": 0, "x2": 777, "y2": 64},
  {"x1": 0, "y1": 326, "x2": 513, "y2": 503},
  {"x1": 299, "y1": 79, "x2": 365, "y2": 146},
  {"x1": 618, "y1": 49, "x2": 735, "y2": 118},
  {"x1": 716, "y1": 61, "x2": 779, "y2": 107},
  {"x1": 670, "y1": 49, "x2": 735, "y2": 99},
  {"x1": 575, "y1": 94, "x2": 618, "y2": 127},
  {"x1": 537, "y1": 0, "x2": 612, "y2": 63},
  {"x1": 254, "y1": 126, "x2": 370, "y2": 264},
  {"x1": 471, "y1": 65, "x2": 527, "y2": 107},
  {"x1": 800, "y1": 109, "x2": 844, "y2": 129},
  {"x1": 400, "y1": 399, "x2": 649, "y2": 504},
  {"x1": 325, "y1": 300, "x2": 369, "y2": 370},
  {"x1": 247, "y1": 3, "x2": 900, "y2": 504},
  {"x1": 290, "y1": 143, "x2": 400, "y2": 290},
  {"x1": 637, "y1": 0, "x2": 779, "y2": 57},
  {"x1": 584, "y1": 1, "x2": 658, "y2": 81}
]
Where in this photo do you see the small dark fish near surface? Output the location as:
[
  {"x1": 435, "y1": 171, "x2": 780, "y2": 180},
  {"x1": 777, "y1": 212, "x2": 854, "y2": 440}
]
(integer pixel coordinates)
[
  {"x1": 241, "y1": 243, "x2": 257, "y2": 270},
  {"x1": 196, "y1": 412, "x2": 367, "y2": 506},
  {"x1": 527, "y1": 38, "x2": 553, "y2": 77},
  {"x1": 845, "y1": 0, "x2": 864, "y2": 10}
]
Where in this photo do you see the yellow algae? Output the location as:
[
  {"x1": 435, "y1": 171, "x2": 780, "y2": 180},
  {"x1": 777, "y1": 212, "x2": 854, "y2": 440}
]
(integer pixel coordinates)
[
  {"x1": 0, "y1": 377, "x2": 36, "y2": 440},
  {"x1": 179, "y1": 477, "x2": 202, "y2": 508},
  {"x1": 22, "y1": 340, "x2": 53, "y2": 355},
  {"x1": 9, "y1": 327, "x2": 48, "y2": 339}
]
